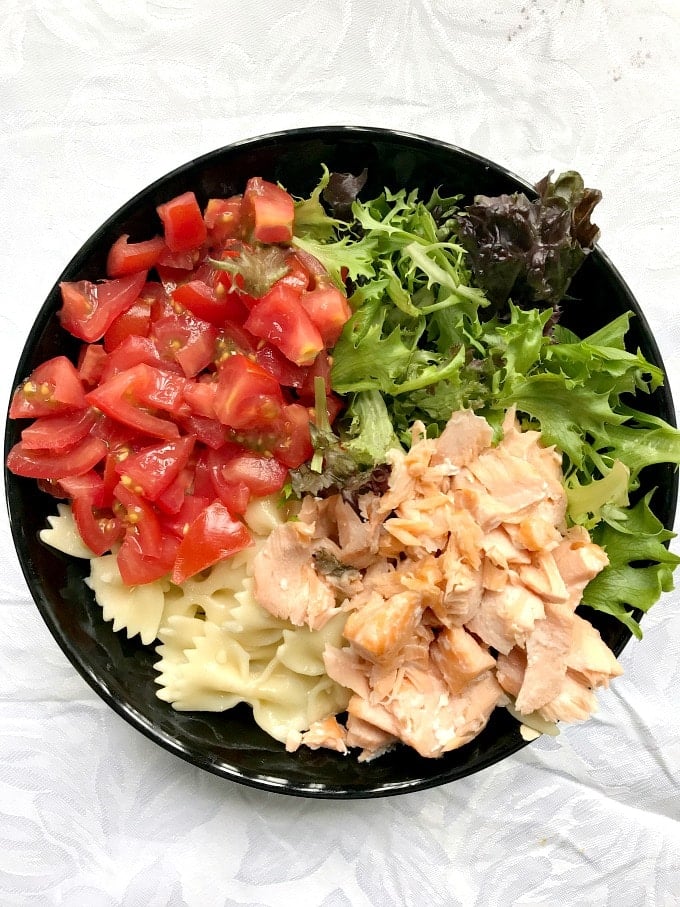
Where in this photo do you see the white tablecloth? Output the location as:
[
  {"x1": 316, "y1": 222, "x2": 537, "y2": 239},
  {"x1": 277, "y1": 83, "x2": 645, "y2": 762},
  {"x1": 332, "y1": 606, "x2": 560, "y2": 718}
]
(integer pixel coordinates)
[{"x1": 2, "y1": 2, "x2": 679, "y2": 904}]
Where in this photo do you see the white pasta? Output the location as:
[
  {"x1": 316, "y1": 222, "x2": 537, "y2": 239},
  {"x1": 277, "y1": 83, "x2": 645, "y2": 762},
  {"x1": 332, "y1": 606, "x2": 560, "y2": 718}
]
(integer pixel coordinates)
[{"x1": 41, "y1": 498, "x2": 351, "y2": 744}]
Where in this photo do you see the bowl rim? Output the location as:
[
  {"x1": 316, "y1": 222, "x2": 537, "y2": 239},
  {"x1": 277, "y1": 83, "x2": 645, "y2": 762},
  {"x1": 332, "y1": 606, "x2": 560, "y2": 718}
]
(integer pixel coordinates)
[{"x1": 5, "y1": 125, "x2": 678, "y2": 798}]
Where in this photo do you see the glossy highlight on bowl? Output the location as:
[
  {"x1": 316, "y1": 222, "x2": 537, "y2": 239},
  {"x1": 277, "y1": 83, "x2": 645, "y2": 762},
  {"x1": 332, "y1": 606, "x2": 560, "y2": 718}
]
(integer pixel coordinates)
[{"x1": 4, "y1": 126, "x2": 678, "y2": 797}]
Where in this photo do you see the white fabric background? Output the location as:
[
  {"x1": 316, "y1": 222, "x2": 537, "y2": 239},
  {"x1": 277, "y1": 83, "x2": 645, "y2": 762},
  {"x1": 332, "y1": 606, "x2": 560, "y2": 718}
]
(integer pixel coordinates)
[{"x1": 2, "y1": 1, "x2": 680, "y2": 904}]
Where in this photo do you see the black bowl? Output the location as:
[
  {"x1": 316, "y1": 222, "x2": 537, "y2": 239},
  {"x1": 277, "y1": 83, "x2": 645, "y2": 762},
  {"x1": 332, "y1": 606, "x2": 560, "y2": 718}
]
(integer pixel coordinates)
[{"x1": 5, "y1": 126, "x2": 678, "y2": 798}]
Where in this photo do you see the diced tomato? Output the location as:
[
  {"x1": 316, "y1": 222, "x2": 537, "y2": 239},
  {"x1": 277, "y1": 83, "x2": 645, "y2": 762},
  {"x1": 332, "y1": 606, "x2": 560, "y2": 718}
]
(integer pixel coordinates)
[
  {"x1": 272, "y1": 403, "x2": 313, "y2": 468},
  {"x1": 106, "y1": 234, "x2": 165, "y2": 278},
  {"x1": 10, "y1": 356, "x2": 86, "y2": 419},
  {"x1": 298, "y1": 285, "x2": 352, "y2": 347},
  {"x1": 20, "y1": 408, "x2": 98, "y2": 451},
  {"x1": 116, "y1": 435, "x2": 195, "y2": 501},
  {"x1": 6, "y1": 436, "x2": 107, "y2": 479},
  {"x1": 85, "y1": 365, "x2": 181, "y2": 439},
  {"x1": 214, "y1": 354, "x2": 284, "y2": 430},
  {"x1": 157, "y1": 247, "x2": 197, "y2": 270},
  {"x1": 173, "y1": 279, "x2": 250, "y2": 327},
  {"x1": 59, "y1": 271, "x2": 147, "y2": 343},
  {"x1": 159, "y1": 493, "x2": 210, "y2": 538},
  {"x1": 103, "y1": 301, "x2": 151, "y2": 352},
  {"x1": 254, "y1": 343, "x2": 307, "y2": 388},
  {"x1": 244, "y1": 283, "x2": 325, "y2": 367},
  {"x1": 325, "y1": 392, "x2": 345, "y2": 425},
  {"x1": 178, "y1": 413, "x2": 227, "y2": 450},
  {"x1": 56, "y1": 470, "x2": 107, "y2": 507},
  {"x1": 241, "y1": 177, "x2": 294, "y2": 244},
  {"x1": 72, "y1": 495, "x2": 122, "y2": 556},
  {"x1": 114, "y1": 481, "x2": 163, "y2": 553},
  {"x1": 77, "y1": 344, "x2": 108, "y2": 386},
  {"x1": 151, "y1": 312, "x2": 218, "y2": 378},
  {"x1": 156, "y1": 191, "x2": 207, "y2": 253},
  {"x1": 298, "y1": 350, "x2": 332, "y2": 401},
  {"x1": 100, "y1": 335, "x2": 174, "y2": 383},
  {"x1": 154, "y1": 466, "x2": 194, "y2": 515},
  {"x1": 117, "y1": 531, "x2": 180, "y2": 586},
  {"x1": 219, "y1": 449, "x2": 288, "y2": 497},
  {"x1": 182, "y1": 378, "x2": 217, "y2": 418},
  {"x1": 171, "y1": 501, "x2": 252, "y2": 584},
  {"x1": 204, "y1": 196, "x2": 242, "y2": 246},
  {"x1": 201, "y1": 445, "x2": 251, "y2": 514}
]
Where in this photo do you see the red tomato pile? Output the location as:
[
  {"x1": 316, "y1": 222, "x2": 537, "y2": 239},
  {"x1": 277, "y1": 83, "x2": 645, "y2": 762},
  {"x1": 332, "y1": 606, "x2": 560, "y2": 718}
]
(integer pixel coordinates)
[{"x1": 7, "y1": 178, "x2": 352, "y2": 586}]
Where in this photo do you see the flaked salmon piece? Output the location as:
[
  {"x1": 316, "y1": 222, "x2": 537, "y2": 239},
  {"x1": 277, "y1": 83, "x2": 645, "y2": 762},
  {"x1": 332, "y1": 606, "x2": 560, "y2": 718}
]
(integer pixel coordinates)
[
  {"x1": 500, "y1": 410, "x2": 564, "y2": 490},
  {"x1": 397, "y1": 555, "x2": 444, "y2": 612},
  {"x1": 346, "y1": 694, "x2": 401, "y2": 742},
  {"x1": 433, "y1": 543, "x2": 483, "y2": 627},
  {"x1": 323, "y1": 644, "x2": 370, "y2": 699},
  {"x1": 447, "y1": 508, "x2": 484, "y2": 569},
  {"x1": 333, "y1": 497, "x2": 378, "y2": 569},
  {"x1": 253, "y1": 521, "x2": 339, "y2": 630},
  {"x1": 496, "y1": 646, "x2": 526, "y2": 697},
  {"x1": 377, "y1": 448, "x2": 418, "y2": 515},
  {"x1": 482, "y1": 527, "x2": 532, "y2": 569},
  {"x1": 538, "y1": 671, "x2": 599, "y2": 723},
  {"x1": 518, "y1": 550, "x2": 569, "y2": 603},
  {"x1": 482, "y1": 559, "x2": 508, "y2": 592},
  {"x1": 552, "y1": 527, "x2": 609, "y2": 610},
  {"x1": 466, "y1": 582, "x2": 545, "y2": 655},
  {"x1": 311, "y1": 539, "x2": 364, "y2": 600},
  {"x1": 387, "y1": 667, "x2": 503, "y2": 757},
  {"x1": 461, "y1": 446, "x2": 552, "y2": 519},
  {"x1": 367, "y1": 621, "x2": 435, "y2": 702},
  {"x1": 345, "y1": 710, "x2": 397, "y2": 762},
  {"x1": 515, "y1": 601, "x2": 574, "y2": 714},
  {"x1": 430, "y1": 626, "x2": 496, "y2": 694},
  {"x1": 292, "y1": 716, "x2": 348, "y2": 754},
  {"x1": 567, "y1": 616, "x2": 623, "y2": 687},
  {"x1": 431, "y1": 409, "x2": 494, "y2": 469},
  {"x1": 343, "y1": 590, "x2": 422, "y2": 663},
  {"x1": 513, "y1": 514, "x2": 564, "y2": 552}
]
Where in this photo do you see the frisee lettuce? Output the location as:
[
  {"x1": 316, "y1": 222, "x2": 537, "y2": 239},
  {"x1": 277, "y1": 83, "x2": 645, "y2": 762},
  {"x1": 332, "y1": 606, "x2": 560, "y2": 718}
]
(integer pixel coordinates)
[{"x1": 292, "y1": 170, "x2": 680, "y2": 635}]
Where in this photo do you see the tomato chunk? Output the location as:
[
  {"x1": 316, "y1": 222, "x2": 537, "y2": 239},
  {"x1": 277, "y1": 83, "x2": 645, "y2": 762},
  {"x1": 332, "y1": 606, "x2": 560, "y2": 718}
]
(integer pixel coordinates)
[
  {"x1": 106, "y1": 234, "x2": 165, "y2": 278},
  {"x1": 299, "y1": 284, "x2": 352, "y2": 347},
  {"x1": 173, "y1": 279, "x2": 250, "y2": 327},
  {"x1": 151, "y1": 311, "x2": 218, "y2": 378},
  {"x1": 244, "y1": 283, "x2": 324, "y2": 367},
  {"x1": 85, "y1": 365, "x2": 181, "y2": 439},
  {"x1": 214, "y1": 354, "x2": 284, "y2": 430},
  {"x1": 104, "y1": 301, "x2": 151, "y2": 352},
  {"x1": 273, "y1": 403, "x2": 313, "y2": 468},
  {"x1": 7, "y1": 436, "x2": 107, "y2": 479},
  {"x1": 157, "y1": 191, "x2": 207, "y2": 253},
  {"x1": 171, "y1": 501, "x2": 252, "y2": 584},
  {"x1": 72, "y1": 495, "x2": 122, "y2": 556},
  {"x1": 117, "y1": 531, "x2": 180, "y2": 586},
  {"x1": 20, "y1": 408, "x2": 98, "y2": 451},
  {"x1": 116, "y1": 435, "x2": 195, "y2": 501},
  {"x1": 204, "y1": 196, "x2": 242, "y2": 246},
  {"x1": 220, "y1": 450, "x2": 288, "y2": 497},
  {"x1": 10, "y1": 356, "x2": 86, "y2": 419},
  {"x1": 59, "y1": 271, "x2": 147, "y2": 343},
  {"x1": 241, "y1": 177, "x2": 294, "y2": 244}
]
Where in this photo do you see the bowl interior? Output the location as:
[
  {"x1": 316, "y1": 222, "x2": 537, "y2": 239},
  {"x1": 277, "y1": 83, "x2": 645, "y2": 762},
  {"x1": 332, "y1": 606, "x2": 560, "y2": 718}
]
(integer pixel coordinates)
[{"x1": 5, "y1": 127, "x2": 678, "y2": 797}]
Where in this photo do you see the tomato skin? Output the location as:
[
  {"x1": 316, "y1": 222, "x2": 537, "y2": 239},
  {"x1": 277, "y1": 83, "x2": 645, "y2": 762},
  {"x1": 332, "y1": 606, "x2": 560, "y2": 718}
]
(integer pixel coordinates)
[
  {"x1": 106, "y1": 234, "x2": 165, "y2": 278},
  {"x1": 20, "y1": 408, "x2": 98, "y2": 451},
  {"x1": 59, "y1": 271, "x2": 147, "y2": 343},
  {"x1": 298, "y1": 284, "x2": 352, "y2": 347},
  {"x1": 157, "y1": 191, "x2": 207, "y2": 253},
  {"x1": 244, "y1": 283, "x2": 325, "y2": 367},
  {"x1": 154, "y1": 466, "x2": 194, "y2": 515},
  {"x1": 214, "y1": 354, "x2": 284, "y2": 431},
  {"x1": 10, "y1": 356, "x2": 86, "y2": 419},
  {"x1": 171, "y1": 501, "x2": 252, "y2": 584},
  {"x1": 6, "y1": 436, "x2": 107, "y2": 479},
  {"x1": 160, "y1": 493, "x2": 210, "y2": 538},
  {"x1": 100, "y1": 335, "x2": 177, "y2": 383},
  {"x1": 57, "y1": 470, "x2": 109, "y2": 508},
  {"x1": 241, "y1": 177, "x2": 294, "y2": 244},
  {"x1": 116, "y1": 435, "x2": 195, "y2": 502}
]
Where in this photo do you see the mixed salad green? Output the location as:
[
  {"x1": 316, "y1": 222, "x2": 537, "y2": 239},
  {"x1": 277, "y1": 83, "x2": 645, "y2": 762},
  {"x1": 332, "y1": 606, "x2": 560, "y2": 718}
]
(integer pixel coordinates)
[{"x1": 290, "y1": 166, "x2": 680, "y2": 638}]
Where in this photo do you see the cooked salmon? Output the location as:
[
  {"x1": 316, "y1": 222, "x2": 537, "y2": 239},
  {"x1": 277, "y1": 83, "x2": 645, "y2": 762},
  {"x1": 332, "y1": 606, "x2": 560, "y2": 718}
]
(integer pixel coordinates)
[{"x1": 252, "y1": 407, "x2": 618, "y2": 759}]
